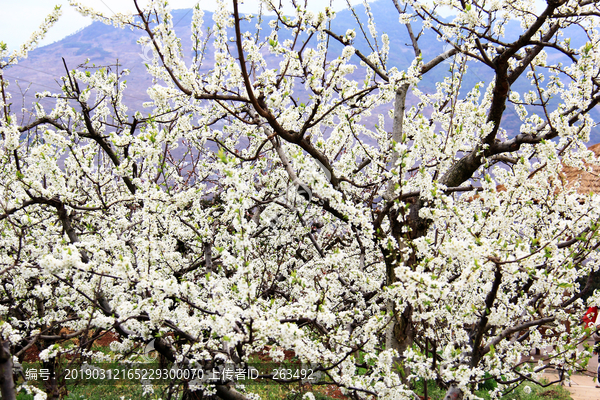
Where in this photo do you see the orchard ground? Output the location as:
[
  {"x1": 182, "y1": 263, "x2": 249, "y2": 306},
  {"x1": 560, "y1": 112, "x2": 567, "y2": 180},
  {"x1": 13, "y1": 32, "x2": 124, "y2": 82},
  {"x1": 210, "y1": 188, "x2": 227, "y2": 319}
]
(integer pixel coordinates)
[{"x1": 18, "y1": 333, "x2": 590, "y2": 400}]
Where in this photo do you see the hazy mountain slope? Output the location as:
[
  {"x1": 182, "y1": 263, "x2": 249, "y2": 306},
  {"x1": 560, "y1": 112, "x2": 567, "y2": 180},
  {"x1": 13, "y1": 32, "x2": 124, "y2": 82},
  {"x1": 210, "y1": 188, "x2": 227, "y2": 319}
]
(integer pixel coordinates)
[{"x1": 5, "y1": 1, "x2": 599, "y2": 143}]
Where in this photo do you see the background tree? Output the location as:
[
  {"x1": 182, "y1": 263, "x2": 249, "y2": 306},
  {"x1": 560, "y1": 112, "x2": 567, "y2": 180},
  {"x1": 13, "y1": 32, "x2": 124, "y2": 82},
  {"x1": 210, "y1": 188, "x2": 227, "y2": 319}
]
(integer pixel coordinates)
[{"x1": 2, "y1": 0, "x2": 600, "y2": 399}]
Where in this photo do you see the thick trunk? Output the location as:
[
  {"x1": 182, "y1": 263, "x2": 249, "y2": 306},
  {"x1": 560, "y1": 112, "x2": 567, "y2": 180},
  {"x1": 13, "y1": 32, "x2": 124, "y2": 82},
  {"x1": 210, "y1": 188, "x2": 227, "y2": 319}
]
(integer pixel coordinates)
[
  {"x1": 385, "y1": 300, "x2": 415, "y2": 381},
  {"x1": 383, "y1": 201, "x2": 426, "y2": 380},
  {"x1": 215, "y1": 383, "x2": 252, "y2": 400},
  {"x1": 382, "y1": 84, "x2": 427, "y2": 381},
  {"x1": 41, "y1": 359, "x2": 60, "y2": 400},
  {"x1": 443, "y1": 385, "x2": 464, "y2": 400},
  {"x1": 153, "y1": 338, "x2": 249, "y2": 400},
  {"x1": 0, "y1": 340, "x2": 16, "y2": 400}
]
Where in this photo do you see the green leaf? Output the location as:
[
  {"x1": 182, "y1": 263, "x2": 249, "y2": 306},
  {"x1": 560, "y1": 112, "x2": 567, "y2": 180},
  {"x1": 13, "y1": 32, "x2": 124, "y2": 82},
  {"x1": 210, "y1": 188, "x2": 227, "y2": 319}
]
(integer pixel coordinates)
[{"x1": 217, "y1": 147, "x2": 228, "y2": 163}]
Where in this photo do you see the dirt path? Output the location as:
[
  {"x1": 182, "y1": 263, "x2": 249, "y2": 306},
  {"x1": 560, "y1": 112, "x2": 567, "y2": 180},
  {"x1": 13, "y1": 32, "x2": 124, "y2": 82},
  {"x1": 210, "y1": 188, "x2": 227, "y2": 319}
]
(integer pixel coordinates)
[
  {"x1": 530, "y1": 338, "x2": 600, "y2": 400},
  {"x1": 543, "y1": 372, "x2": 600, "y2": 400}
]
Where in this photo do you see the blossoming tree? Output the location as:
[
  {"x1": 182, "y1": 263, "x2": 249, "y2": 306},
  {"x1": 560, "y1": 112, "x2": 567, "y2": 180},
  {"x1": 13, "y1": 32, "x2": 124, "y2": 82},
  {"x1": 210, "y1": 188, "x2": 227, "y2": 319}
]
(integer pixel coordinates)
[{"x1": 2, "y1": 0, "x2": 600, "y2": 399}]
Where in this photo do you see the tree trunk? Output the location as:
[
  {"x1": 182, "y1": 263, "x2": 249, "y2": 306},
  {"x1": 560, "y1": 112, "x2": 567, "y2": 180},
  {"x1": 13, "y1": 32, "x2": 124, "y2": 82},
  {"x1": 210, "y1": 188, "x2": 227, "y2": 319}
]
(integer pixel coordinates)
[
  {"x1": 443, "y1": 385, "x2": 464, "y2": 400},
  {"x1": 41, "y1": 359, "x2": 60, "y2": 400},
  {"x1": 382, "y1": 84, "x2": 427, "y2": 382},
  {"x1": 0, "y1": 340, "x2": 17, "y2": 400}
]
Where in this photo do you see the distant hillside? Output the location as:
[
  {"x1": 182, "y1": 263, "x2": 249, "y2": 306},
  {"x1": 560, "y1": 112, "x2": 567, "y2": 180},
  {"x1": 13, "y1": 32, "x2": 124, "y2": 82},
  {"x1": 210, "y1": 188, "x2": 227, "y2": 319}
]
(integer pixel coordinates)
[{"x1": 5, "y1": 0, "x2": 600, "y2": 143}]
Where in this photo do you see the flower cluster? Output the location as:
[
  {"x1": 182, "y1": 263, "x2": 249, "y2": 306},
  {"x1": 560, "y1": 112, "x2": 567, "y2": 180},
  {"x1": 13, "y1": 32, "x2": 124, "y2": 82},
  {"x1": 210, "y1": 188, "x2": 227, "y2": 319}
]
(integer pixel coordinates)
[{"x1": 1, "y1": 1, "x2": 600, "y2": 399}]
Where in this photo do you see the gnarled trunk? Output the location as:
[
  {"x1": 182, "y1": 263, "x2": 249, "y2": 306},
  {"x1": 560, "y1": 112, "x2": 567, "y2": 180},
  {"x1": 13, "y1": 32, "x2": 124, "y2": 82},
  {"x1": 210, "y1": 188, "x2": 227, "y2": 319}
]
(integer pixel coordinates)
[
  {"x1": 443, "y1": 385, "x2": 464, "y2": 400},
  {"x1": 0, "y1": 340, "x2": 16, "y2": 400}
]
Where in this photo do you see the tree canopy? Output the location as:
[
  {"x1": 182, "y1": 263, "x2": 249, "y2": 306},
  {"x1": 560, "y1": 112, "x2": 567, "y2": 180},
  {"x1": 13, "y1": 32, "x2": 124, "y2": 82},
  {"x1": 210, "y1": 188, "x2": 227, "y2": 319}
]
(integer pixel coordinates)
[{"x1": 2, "y1": 0, "x2": 600, "y2": 399}]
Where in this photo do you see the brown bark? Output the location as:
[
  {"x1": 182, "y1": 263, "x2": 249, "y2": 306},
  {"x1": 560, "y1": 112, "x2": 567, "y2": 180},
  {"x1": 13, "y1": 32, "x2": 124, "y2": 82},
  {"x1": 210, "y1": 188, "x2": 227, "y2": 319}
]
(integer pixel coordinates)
[
  {"x1": 41, "y1": 358, "x2": 60, "y2": 400},
  {"x1": 383, "y1": 197, "x2": 429, "y2": 382},
  {"x1": 0, "y1": 340, "x2": 16, "y2": 400}
]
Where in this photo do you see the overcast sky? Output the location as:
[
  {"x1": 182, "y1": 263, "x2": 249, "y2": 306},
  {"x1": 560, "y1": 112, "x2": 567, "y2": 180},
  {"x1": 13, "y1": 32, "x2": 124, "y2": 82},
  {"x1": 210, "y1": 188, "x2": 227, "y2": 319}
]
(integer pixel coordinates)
[{"x1": 1, "y1": 0, "x2": 367, "y2": 50}]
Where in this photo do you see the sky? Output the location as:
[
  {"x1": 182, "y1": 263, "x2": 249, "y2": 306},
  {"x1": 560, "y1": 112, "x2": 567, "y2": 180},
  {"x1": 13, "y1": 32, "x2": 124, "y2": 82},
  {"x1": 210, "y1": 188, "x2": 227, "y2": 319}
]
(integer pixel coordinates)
[
  {"x1": 1, "y1": 0, "x2": 548, "y2": 51},
  {"x1": 0, "y1": 0, "x2": 365, "y2": 50}
]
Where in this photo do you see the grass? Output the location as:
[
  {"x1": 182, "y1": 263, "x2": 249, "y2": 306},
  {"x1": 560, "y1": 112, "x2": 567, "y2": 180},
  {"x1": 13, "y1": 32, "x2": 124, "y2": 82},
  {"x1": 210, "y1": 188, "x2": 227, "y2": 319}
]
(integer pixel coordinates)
[
  {"x1": 15, "y1": 376, "x2": 572, "y2": 400},
  {"x1": 16, "y1": 342, "x2": 570, "y2": 400},
  {"x1": 15, "y1": 382, "x2": 342, "y2": 400},
  {"x1": 412, "y1": 378, "x2": 572, "y2": 400},
  {"x1": 16, "y1": 385, "x2": 162, "y2": 400},
  {"x1": 16, "y1": 360, "x2": 343, "y2": 400}
]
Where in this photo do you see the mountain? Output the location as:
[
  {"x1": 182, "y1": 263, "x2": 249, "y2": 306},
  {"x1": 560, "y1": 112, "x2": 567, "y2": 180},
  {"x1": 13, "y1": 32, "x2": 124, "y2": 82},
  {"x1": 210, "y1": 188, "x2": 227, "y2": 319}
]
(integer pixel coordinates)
[{"x1": 5, "y1": 1, "x2": 600, "y2": 143}]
